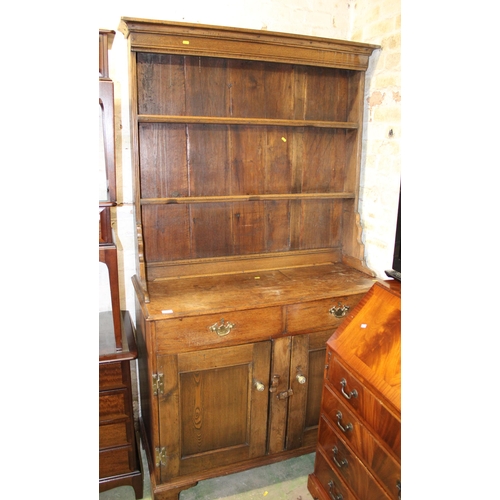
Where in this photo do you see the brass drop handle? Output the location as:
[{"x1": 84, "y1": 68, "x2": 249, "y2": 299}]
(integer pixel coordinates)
[
  {"x1": 340, "y1": 378, "x2": 358, "y2": 400},
  {"x1": 396, "y1": 479, "x2": 401, "y2": 499},
  {"x1": 329, "y1": 303, "x2": 350, "y2": 318},
  {"x1": 332, "y1": 446, "x2": 348, "y2": 469},
  {"x1": 254, "y1": 381, "x2": 265, "y2": 392},
  {"x1": 328, "y1": 480, "x2": 343, "y2": 500},
  {"x1": 335, "y1": 410, "x2": 353, "y2": 433},
  {"x1": 209, "y1": 318, "x2": 235, "y2": 337}
]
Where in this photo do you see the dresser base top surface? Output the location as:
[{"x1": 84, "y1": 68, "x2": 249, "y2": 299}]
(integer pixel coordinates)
[{"x1": 138, "y1": 263, "x2": 376, "y2": 319}]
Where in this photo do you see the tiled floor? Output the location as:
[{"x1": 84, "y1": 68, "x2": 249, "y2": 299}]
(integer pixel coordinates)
[{"x1": 100, "y1": 446, "x2": 316, "y2": 500}]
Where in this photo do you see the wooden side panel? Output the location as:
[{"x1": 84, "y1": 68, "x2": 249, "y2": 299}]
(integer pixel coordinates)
[
  {"x1": 341, "y1": 71, "x2": 365, "y2": 263},
  {"x1": 134, "y1": 303, "x2": 154, "y2": 461},
  {"x1": 157, "y1": 353, "x2": 181, "y2": 482}
]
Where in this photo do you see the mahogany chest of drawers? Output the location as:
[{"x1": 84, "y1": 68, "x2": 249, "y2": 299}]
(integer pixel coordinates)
[
  {"x1": 308, "y1": 281, "x2": 401, "y2": 500},
  {"x1": 99, "y1": 310, "x2": 144, "y2": 498}
]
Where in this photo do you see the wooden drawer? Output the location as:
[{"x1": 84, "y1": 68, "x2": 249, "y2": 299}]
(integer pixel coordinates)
[
  {"x1": 99, "y1": 390, "x2": 129, "y2": 421},
  {"x1": 155, "y1": 306, "x2": 283, "y2": 352},
  {"x1": 317, "y1": 415, "x2": 388, "y2": 500},
  {"x1": 286, "y1": 293, "x2": 365, "y2": 334},
  {"x1": 99, "y1": 446, "x2": 134, "y2": 478},
  {"x1": 311, "y1": 446, "x2": 358, "y2": 500},
  {"x1": 99, "y1": 362, "x2": 124, "y2": 390},
  {"x1": 326, "y1": 356, "x2": 401, "y2": 459},
  {"x1": 321, "y1": 384, "x2": 401, "y2": 499},
  {"x1": 99, "y1": 421, "x2": 131, "y2": 449}
]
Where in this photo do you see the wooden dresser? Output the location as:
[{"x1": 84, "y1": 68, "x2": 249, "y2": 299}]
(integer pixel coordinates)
[
  {"x1": 99, "y1": 311, "x2": 144, "y2": 498},
  {"x1": 117, "y1": 17, "x2": 379, "y2": 500},
  {"x1": 308, "y1": 281, "x2": 401, "y2": 500}
]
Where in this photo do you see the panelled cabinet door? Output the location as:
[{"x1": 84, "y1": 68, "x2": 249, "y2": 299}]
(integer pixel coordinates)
[
  {"x1": 286, "y1": 330, "x2": 333, "y2": 450},
  {"x1": 156, "y1": 341, "x2": 271, "y2": 482},
  {"x1": 267, "y1": 331, "x2": 332, "y2": 454}
]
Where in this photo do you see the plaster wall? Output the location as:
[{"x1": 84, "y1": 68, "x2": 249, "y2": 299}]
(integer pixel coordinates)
[
  {"x1": 351, "y1": 0, "x2": 401, "y2": 279},
  {"x1": 98, "y1": 0, "x2": 401, "y2": 318}
]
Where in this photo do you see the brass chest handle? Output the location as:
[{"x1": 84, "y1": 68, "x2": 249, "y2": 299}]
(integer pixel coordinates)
[
  {"x1": 335, "y1": 410, "x2": 353, "y2": 433},
  {"x1": 209, "y1": 318, "x2": 235, "y2": 337},
  {"x1": 328, "y1": 480, "x2": 343, "y2": 500},
  {"x1": 332, "y1": 446, "x2": 348, "y2": 468},
  {"x1": 340, "y1": 378, "x2": 358, "y2": 400}
]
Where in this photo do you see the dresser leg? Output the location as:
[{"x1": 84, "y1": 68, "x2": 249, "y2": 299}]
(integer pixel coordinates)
[{"x1": 152, "y1": 483, "x2": 198, "y2": 500}]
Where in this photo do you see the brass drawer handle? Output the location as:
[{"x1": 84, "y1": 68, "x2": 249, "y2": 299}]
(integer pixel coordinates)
[
  {"x1": 328, "y1": 480, "x2": 343, "y2": 500},
  {"x1": 340, "y1": 378, "x2": 358, "y2": 400},
  {"x1": 396, "y1": 479, "x2": 401, "y2": 499},
  {"x1": 335, "y1": 410, "x2": 353, "y2": 433},
  {"x1": 209, "y1": 318, "x2": 235, "y2": 337},
  {"x1": 329, "y1": 303, "x2": 350, "y2": 318},
  {"x1": 332, "y1": 446, "x2": 348, "y2": 468}
]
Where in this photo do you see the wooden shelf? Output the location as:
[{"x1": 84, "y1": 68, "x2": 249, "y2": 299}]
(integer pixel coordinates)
[
  {"x1": 140, "y1": 192, "x2": 355, "y2": 205},
  {"x1": 138, "y1": 114, "x2": 359, "y2": 129}
]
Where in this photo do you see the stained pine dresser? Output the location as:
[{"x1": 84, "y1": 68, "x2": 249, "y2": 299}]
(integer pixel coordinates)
[
  {"x1": 118, "y1": 17, "x2": 380, "y2": 500},
  {"x1": 308, "y1": 280, "x2": 401, "y2": 500}
]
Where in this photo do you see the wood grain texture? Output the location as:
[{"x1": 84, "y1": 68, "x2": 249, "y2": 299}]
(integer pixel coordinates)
[
  {"x1": 310, "y1": 282, "x2": 401, "y2": 500},
  {"x1": 119, "y1": 19, "x2": 380, "y2": 500}
]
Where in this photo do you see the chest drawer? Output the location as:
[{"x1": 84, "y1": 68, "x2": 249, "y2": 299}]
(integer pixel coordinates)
[
  {"x1": 321, "y1": 384, "x2": 401, "y2": 499},
  {"x1": 286, "y1": 294, "x2": 365, "y2": 334},
  {"x1": 326, "y1": 355, "x2": 401, "y2": 459},
  {"x1": 318, "y1": 415, "x2": 388, "y2": 500},
  {"x1": 99, "y1": 446, "x2": 135, "y2": 478},
  {"x1": 312, "y1": 446, "x2": 358, "y2": 500},
  {"x1": 154, "y1": 306, "x2": 283, "y2": 352},
  {"x1": 99, "y1": 362, "x2": 125, "y2": 390},
  {"x1": 99, "y1": 389, "x2": 129, "y2": 421},
  {"x1": 99, "y1": 421, "x2": 131, "y2": 449}
]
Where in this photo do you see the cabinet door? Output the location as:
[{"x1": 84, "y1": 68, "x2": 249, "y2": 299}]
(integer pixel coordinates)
[
  {"x1": 287, "y1": 330, "x2": 332, "y2": 450},
  {"x1": 267, "y1": 331, "x2": 331, "y2": 453},
  {"x1": 156, "y1": 341, "x2": 271, "y2": 482}
]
